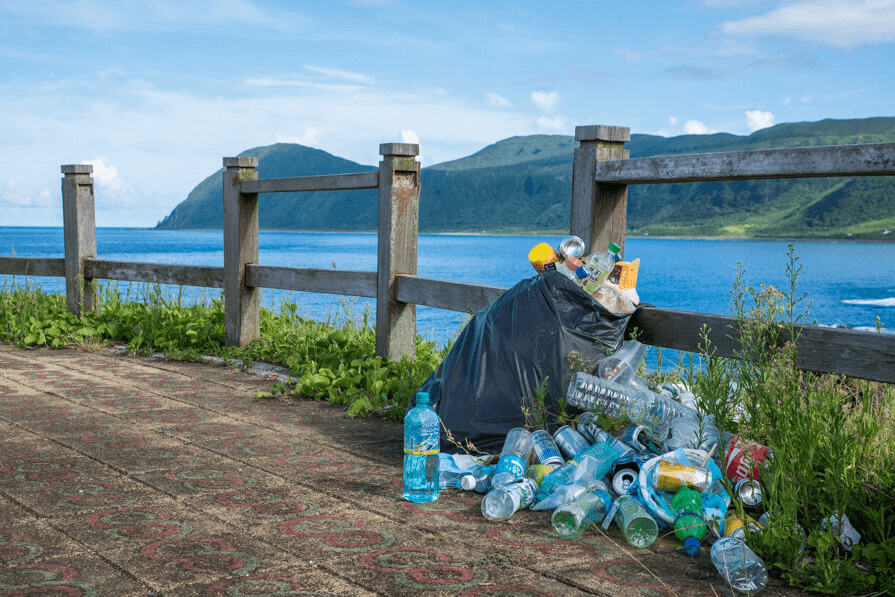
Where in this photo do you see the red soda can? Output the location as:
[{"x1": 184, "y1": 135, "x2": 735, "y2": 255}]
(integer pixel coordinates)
[{"x1": 724, "y1": 435, "x2": 772, "y2": 482}]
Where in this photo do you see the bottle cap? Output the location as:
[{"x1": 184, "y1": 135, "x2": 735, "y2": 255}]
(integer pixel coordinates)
[
  {"x1": 683, "y1": 537, "x2": 701, "y2": 557},
  {"x1": 608, "y1": 242, "x2": 621, "y2": 254},
  {"x1": 460, "y1": 475, "x2": 475, "y2": 491},
  {"x1": 415, "y1": 391, "x2": 429, "y2": 405}
]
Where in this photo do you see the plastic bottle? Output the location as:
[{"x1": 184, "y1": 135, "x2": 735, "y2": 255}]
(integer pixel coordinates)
[
  {"x1": 567, "y1": 372, "x2": 698, "y2": 427},
  {"x1": 710, "y1": 536, "x2": 768, "y2": 595},
  {"x1": 597, "y1": 340, "x2": 649, "y2": 387},
  {"x1": 671, "y1": 487, "x2": 707, "y2": 557},
  {"x1": 481, "y1": 477, "x2": 538, "y2": 521},
  {"x1": 536, "y1": 440, "x2": 619, "y2": 503},
  {"x1": 577, "y1": 412, "x2": 638, "y2": 458},
  {"x1": 459, "y1": 464, "x2": 496, "y2": 493},
  {"x1": 579, "y1": 242, "x2": 621, "y2": 293},
  {"x1": 613, "y1": 495, "x2": 659, "y2": 548},
  {"x1": 491, "y1": 427, "x2": 534, "y2": 488},
  {"x1": 551, "y1": 487, "x2": 614, "y2": 539},
  {"x1": 403, "y1": 392, "x2": 440, "y2": 503},
  {"x1": 662, "y1": 414, "x2": 723, "y2": 454}
]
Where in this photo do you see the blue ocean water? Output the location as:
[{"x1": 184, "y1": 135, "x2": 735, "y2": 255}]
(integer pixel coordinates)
[{"x1": 2, "y1": 227, "x2": 893, "y2": 363}]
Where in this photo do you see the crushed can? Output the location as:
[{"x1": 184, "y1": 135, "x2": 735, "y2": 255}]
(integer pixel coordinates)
[
  {"x1": 724, "y1": 434, "x2": 773, "y2": 482},
  {"x1": 821, "y1": 514, "x2": 861, "y2": 551},
  {"x1": 724, "y1": 511, "x2": 763, "y2": 540}
]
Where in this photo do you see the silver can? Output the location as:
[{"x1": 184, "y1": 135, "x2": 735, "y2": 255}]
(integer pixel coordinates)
[
  {"x1": 553, "y1": 425, "x2": 591, "y2": 460},
  {"x1": 735, "y1": 478, "x2": 762, "y2": 508},
  {"x1": 612, "y1": 468, "x2": 638, "y2": 495},
  {"x1": 531, "y1": 429, "x2": 564, "y2": 466},
  {"x1": 558, "y1": 236, "x2": 585, "y2": 259}
]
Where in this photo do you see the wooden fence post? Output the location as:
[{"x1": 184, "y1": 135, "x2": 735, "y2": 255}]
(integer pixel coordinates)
[
  {"x1": 376, "y1": 143, "x2": 421, "y2": 361},
  {"x1": 61, "y1": 164, "x2": 97, "y2": 317},
  {"x1": 570, "y1": 125, "x2": 630, "y2": 256},
  {"x1": 223, "y1": 157, "x2": 260, "y2": 346}
]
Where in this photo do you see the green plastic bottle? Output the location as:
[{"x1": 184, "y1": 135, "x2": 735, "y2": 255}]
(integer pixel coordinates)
[{"x1": 671, "y1": 486, "x2": 706, "y2": 557}]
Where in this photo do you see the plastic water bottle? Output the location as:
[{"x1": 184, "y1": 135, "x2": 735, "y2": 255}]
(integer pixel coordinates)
[
  {"x1": 536, "y1": 440, "x2": 619, "y2": 503},
  {"x1": 403, "y1": 392, "x2": 440, "y2": 503},
  {"x1": 491, "y1": 427, "x2": 534, "y2": 488},
  {"x1": 597, "y1": 340, "x2": 648, "y2": 386},
  {"x1": 567, "y1": 372, "x2": 697, "y2": 426},
  {"x1": 481, "y1": 478, "x2": 538, "y2": 521},
  {"x1": 551, "y1": 488, "x2": 614, "y2": 539},
  {"x1": 671, "y1": 487, "x2": 707, "y2": 557},
  {"x1": 613, "y1": 496, "x2": 659, "y2": 548},
  {"x1": 710, "y1": 536, "x2": 768, "y2": 595},
  {"x1": 579, "y1": 242, "x2": 621, "y2": 290},
  {"x1": 459, "y1": 464, "x2": 496, "y2": 493}
]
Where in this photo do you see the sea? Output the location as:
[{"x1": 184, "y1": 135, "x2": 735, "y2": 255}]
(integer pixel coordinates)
[{"x1": 2, "y1": 227, "x2": 893, "y2": 370}]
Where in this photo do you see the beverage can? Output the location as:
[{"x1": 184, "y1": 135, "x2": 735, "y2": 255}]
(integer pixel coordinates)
[
  {"x1": 553, "y1": 425, "x2": 591, "y2": 460},
  {"x1": 612, "y1": 468, "x2": 638, "y2": 495},
  {"x1": 558, "y1": 236, "x2": 585, "y2": 259},
  {"x1": 654, "y1": 461, "x2": 713, "y2": 493},
  {"x1": 617, "y1": 425, "x2": 648, "y2": 452},
  {"x1": 531, "y1": 430, "x2": 564, "y2": 466},
  {"x1": 724, "y1": 435, "x2": 773, "y2": 482},
  {"x1": 821, "y1": 514, "x2": 861, "y2": 551},
  {"x1": 724, "y1": 512, "x2": 763, "y2": 540},
  {"x1": 735, "y1": 479, "x2": 762, "y2": 508},
  {"x1": 528, "y1": 243, "x2": 560, "y2": 273}
]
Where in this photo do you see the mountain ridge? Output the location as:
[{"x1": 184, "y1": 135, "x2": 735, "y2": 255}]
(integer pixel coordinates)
[{"x1": 156, "y1": 117, "x2": 895, "y2": 240}]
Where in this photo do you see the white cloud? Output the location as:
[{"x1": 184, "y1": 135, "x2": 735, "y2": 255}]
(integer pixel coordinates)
[
  {"x1": 277, "y1": 126, "x2": 324, "y2": 146},
  {"x1": 782, "y1": 97, "x2": 792, "y2": 106},
  {"x1": 684, "y1": 120, "x2": 716, "y2": 134},
  {"x1": 1, "y1": 178, "x2": 53, "y2": 208},
  {"x1": 531, "y1": 90, "x2": 559, "y2": 112},
  {"x1": 303, "y1": 66, "x2": 375, "y2": 85},
  {"x1": 537, "y1": 116, "x2": 564, "y2": 130},
  {"x1": 669, "y1": 116, "x2": 679, "y2": 125},
  {"x1": 745, "y1": 110, "x2": 775, "y2": 132},
  {"x1": 81, "y1": 158, "x2": 138, "y2": 209},
  {"x1": 486, "y1": 92, "x2": 513, "y2": 108},
  {"x1": 722, "y1": 1, "x2": 895, "y2": 47}
]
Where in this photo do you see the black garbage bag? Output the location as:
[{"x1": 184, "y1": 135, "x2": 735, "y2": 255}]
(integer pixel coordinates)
[{"x1": 415, "y1": 270, "x2": 636, "y2": 453}]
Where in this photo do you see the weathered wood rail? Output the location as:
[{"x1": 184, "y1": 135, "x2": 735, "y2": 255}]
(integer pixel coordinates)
[{"x1": 1, "y1": 127, "x2": 894, "y2": 383}]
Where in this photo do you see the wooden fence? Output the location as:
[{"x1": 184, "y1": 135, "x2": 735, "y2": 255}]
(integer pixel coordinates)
[{"x1": 2, "y1": 127, "x2": 894, "y2": 383}]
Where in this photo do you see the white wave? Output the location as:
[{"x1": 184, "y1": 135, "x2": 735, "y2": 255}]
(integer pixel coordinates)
[{"x1": 842, "y1": 297, "x2": 895, "y2": 307}]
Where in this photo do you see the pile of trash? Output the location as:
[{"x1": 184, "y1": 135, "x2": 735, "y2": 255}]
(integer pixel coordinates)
[{"x1": 405, "y1": 237, "x2": 863, "y2": 595}]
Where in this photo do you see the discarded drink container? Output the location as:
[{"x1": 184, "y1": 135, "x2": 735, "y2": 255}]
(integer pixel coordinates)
[
  {"x1": 403, "y1": 392, "x2": 440, "y2": 503},
  {"x1": 710, "y1": 537, "x2": 768, "y2": 595},
  {"x1": 597, "y1": 340, "x2": 648, "y2": 386},
  {"x1": 724, "y1": 434, "x2": 773, "y2": 483},
  {"x1": 459, "y1": 464, "x2": 496, "y2": 493},
  {"x1": 821, "y1": 513, "x2": 861, "y2": 551},
  {"x1": 536, "y1": 440, "x2": 619, "y2": 503},
  {"x1": 528, "y1": 243, "x2": 560, "y2": 273},
  {"x1": 758, "y1": 511, "x2": 806, "y2": 553},
  {"x1": 613, "y1": 495, "x2": 659, "y2": 548},
  {"x1": 551, "y1": 487, "x2": 614, "y2": 539},
  {"x1": 616, "y1": 425, "x2": 650, "y2": 453},
  {"x1": 525, "y1": 462, "x2": 558, "y2": 486},
  {"x1": 653, "y1": 461, "x2": 713, "y2": 493},
  {"x1": 558, "y1": 235, "x2": 586, "y2": 259},
  {"x1": 491, "y1": 427, "x2": 534, "y2": 488},
  {"x1": 725, "y1": 512, "x2": 763, "y2": 541},
  {"x1": 553, "y1": 425, "x2": 591, "y2": 460},
  {"x1": 567, "y1": 372, "x2": 697, "y2": 426},
  {"x1": 481, "y1": 478, "x2": 538, "y2": 521},
  {"x1": 735, "y1": 479, "x2": 762, "y2": 508},
  {"x1": 671, "y1": 487, "x2": 706, "y2": 557},
  {"x1": 532, "y1": 430, "x2": 564, "y2": 466},
  {"x1": 577, "y1": 412, "x2": 637, "y2": 458},
  {"x1": 612, "y1": 468, "x2": 638, "y2": 495}
]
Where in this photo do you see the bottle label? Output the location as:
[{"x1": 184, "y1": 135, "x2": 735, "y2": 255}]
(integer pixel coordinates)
[
  {"x1": 404, "y1": 420, "x2": 440, "y2": 456},
  {"x1": 495, "y1": 454, "x2": 526, "y2": 478}
]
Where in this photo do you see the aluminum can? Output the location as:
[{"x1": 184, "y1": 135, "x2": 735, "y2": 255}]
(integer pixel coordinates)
[
  {"x1": 531, "y1": 430, "x2": 564, "y2": 466},
  {"x1": 724, "y1": 434, "x2": 773, "y2": 483},
  {"x1": 735, "y1": 478, "x2": 762, "y2": 508},
  {"x1": 724, "y1": 512, "x2": 763, "y2": 540},
  {"x1": 612, "y1": 468, "x2": 638, "y2": 495},
  {"x1": 821, "y1": 514, "x2": 861, "y2": 551},
  {"x1": 617, "y1": 425, "x2": 648, "y2": 452},
  {"x1": 576, "y1": 411, "x2": 601, "y2": 444},
  {"x1": 553, "y1": 425, "x2": 591, "y2": 460},
  {"x1": 653, "y1": 461, "x2": 713, "y2": 493},
  {"x1": 558, "y1": 235, "x2": 585, "y2": 259}
]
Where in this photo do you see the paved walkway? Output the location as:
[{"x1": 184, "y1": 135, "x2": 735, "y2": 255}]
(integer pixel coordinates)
[{"x1": 0, "y1": 343, "x2": 807, "y2": 596}]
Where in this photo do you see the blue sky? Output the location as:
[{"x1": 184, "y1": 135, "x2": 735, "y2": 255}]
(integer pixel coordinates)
[{"x1": 1, "y1": 0, "x2": 893, "y2": 228}]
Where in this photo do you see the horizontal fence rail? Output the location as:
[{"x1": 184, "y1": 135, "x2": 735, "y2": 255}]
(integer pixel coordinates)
[
  {"x1": 84, "y1": 260, "x2": 225, "y2": 288},
  {"x1": 594, "y1": 142, "x2": 895, "y2": 184},
  {"x1": 240, "y1": 171, "x2": 379, "y2": 194},
  {"x1": 246, "y1": 264, "x2": 377, "y2": 298},
  {"x1": 0, "y1": 257, "x2": 65, "y2": 278}
]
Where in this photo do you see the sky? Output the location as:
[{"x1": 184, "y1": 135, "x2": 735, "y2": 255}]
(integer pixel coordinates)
[{"x1": 1, "y1": 0, "x2": 893, "y2": 228}]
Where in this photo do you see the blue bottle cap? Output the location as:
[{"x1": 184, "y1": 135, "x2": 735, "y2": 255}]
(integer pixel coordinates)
[{"x1": 683, "y1": 537, "x2": 701, "y2": 557}]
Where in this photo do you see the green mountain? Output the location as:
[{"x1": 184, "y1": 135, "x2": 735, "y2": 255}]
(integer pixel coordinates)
[{"x1": 156, "y1": 117, "x2": 895, "y2": 240}]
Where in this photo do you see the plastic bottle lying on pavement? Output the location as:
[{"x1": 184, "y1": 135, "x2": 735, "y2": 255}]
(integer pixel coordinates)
[
  {"x1": 710, "y1": 536, "x2": 768, "y2": 595},
  {"x1": 671, "y1": 487, "x2": 707, "y2": 557},
  {"x1": 459, "y1": 464, "x2": 496, "y2": 493},
  {"x1": 491, "y1": 427, "x2": 534, "y2": 488},
  {"x1": 662, "y1": 413, "x2": 722, "y2": 454},
  {"x1": 481, "y1": 477, "x2": 539, "y2": 521},
  {"x1": 613, "y1": 495, "x2": 659, "y2": 548},
  {"x1": 551, "y1": 487, "x2": 614, "y2": 539},
  {"x1": 567, "y1": 371, "x2": 698, "y2": 426},
  {"x1": 597, "y1": 340, "x2": 649, "y2": 387},
  {"x1": 536, "y1": 440, "x2": 619, "y2": 504}
]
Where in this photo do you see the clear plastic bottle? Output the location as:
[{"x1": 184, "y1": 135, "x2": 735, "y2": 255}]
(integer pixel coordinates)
[
  {"x1": 579, "y1": 242, "x2": 621, "y2": 291},
  {"x1": 481, "y1": 477, "x2": 538, "y2": 521},
  {"x1": 459, "y1": 464, "x2": 496, "y2": 493},
  {"x1": 491, "y1": 427, "x2": 534, "y2": 488},
  {"x1": 597, "y1": 340, "x2": 649, "y2": 387},
  {"x1": 613, "y1": 495, "x2": 659, "y2": 548},
  {"x1": 672, "y1": 487, "x2": 707, "y2": 557},
  {"x1": 536, "y1": 440, "x2": 619, "y2": 503},
  {"x1": 551, "y1": 488, "x2": 614, "y2": 539},
  {"x1": 403, "y1": 392, "x2": 440, "y2": 503},
  {"x1": 710, "y1": 537, "x2": 768, "y2": 595},
  {"x1": 567, "y1": 371, "x2": 698, "y2": 426}
]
